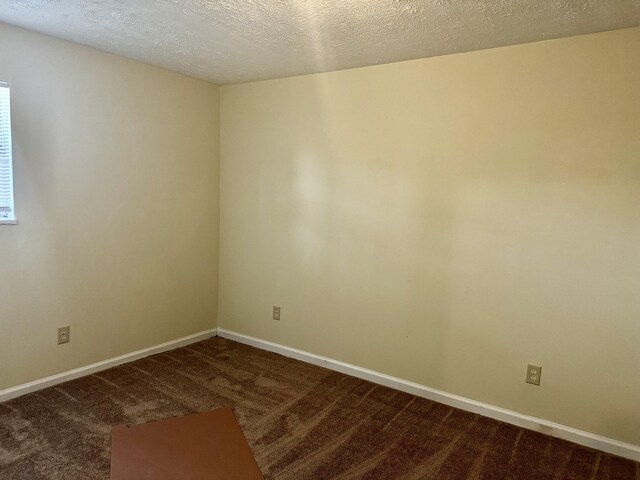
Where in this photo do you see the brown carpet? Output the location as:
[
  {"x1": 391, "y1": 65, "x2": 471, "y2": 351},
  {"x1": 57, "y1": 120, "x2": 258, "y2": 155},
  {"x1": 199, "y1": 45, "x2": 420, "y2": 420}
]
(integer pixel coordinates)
[{"x1": 0, "y1": 337, "x2": 638, "y2": 479}]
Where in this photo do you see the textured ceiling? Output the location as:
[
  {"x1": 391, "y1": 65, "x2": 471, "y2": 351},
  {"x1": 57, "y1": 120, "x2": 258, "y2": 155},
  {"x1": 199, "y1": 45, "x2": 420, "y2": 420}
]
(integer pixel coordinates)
[{"x1": 1, "y1": 1, "x2": 639, "y2": 84}]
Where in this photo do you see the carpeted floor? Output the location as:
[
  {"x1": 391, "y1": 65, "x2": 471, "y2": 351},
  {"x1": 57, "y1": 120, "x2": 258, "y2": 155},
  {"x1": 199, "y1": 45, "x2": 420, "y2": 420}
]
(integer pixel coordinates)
[{"x1": 0, "y1": 337, "x2": 638, "y2": 479}]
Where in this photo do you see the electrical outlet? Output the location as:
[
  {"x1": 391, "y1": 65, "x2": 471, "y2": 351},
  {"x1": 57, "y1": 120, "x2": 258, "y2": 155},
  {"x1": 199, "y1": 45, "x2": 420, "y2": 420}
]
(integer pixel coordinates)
[
  {"x1": 58, "y1": 326, "x2": 70, "y2": 345},
  {"x1": 272, "y1": 306, "x2": 281, "y2": 321},
  {"x1": 526, "y1": 364, "x2": 541, "y2": 386}
]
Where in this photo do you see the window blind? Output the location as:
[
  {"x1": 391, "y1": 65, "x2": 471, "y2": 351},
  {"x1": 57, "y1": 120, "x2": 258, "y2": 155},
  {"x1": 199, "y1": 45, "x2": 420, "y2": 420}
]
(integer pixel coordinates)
[{"x1": 0, "y1": 81, "x2": 15, "y2": 223}]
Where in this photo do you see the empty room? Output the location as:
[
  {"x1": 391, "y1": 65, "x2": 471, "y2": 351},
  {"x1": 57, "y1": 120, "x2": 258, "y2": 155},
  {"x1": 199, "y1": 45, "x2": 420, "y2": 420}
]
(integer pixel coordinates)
[{"x1": 0, "y1": 1, "x2": 639, "y2": 479}]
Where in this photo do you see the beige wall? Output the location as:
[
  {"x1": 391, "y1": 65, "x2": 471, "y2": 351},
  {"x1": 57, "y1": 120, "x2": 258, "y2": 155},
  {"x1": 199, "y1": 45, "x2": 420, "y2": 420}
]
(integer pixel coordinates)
[
  {"x1": 0, "y1": 23, "x2": 220, "y2": 390},
  {"x1": 219, "y1": 28, "x2": 640, "y2": 446}
]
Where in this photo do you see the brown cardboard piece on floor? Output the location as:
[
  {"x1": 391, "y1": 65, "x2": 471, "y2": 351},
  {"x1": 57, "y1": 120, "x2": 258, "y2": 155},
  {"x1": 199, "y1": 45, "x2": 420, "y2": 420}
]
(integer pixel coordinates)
[{"x1": 111, "y1": 408, "x2": 263, "y2": 480}]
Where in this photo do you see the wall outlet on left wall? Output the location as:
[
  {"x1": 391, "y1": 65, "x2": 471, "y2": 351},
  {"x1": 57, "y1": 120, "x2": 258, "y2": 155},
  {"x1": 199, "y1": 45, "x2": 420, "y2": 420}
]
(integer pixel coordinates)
[{"x1": 58, "y1": 326, "x2": 70, "y2": 345}]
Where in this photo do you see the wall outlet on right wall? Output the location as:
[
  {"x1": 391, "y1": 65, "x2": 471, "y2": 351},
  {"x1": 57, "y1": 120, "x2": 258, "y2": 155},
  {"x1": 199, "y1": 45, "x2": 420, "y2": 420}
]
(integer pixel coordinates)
[
  {"x1": 526, "y1": 364, "x2": 541, "y2": 386},
  {"x1": 272, "y1": 306, "x2": 281, "y2": 321}
]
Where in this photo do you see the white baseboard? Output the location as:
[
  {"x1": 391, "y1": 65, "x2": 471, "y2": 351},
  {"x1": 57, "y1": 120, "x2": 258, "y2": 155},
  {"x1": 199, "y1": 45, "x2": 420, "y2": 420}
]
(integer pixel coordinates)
[
  {"x1": 217, "y1": 328, "x2": 640, "y2": 462},
  {"x1": 0, "y1": 328, "x2": 217, "y2": 403}
]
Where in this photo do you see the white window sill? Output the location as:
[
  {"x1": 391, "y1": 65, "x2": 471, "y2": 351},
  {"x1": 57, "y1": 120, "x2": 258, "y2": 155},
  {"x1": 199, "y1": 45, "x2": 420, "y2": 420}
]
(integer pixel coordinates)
[{"x1": 0, "y1": 219, "x2": 17, "y2": 225}]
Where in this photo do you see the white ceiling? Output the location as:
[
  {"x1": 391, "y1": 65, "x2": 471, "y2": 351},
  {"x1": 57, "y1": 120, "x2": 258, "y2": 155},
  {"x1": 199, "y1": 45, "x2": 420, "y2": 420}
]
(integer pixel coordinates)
[{"x1": 1, "y1": 1, "x2": 638, "y2": 85}]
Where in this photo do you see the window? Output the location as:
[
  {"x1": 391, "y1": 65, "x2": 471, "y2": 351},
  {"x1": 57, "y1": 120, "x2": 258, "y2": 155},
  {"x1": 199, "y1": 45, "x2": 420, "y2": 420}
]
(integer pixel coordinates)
[{"x1": 0, "y1": 81, "x2": 15, "y2": 224}]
